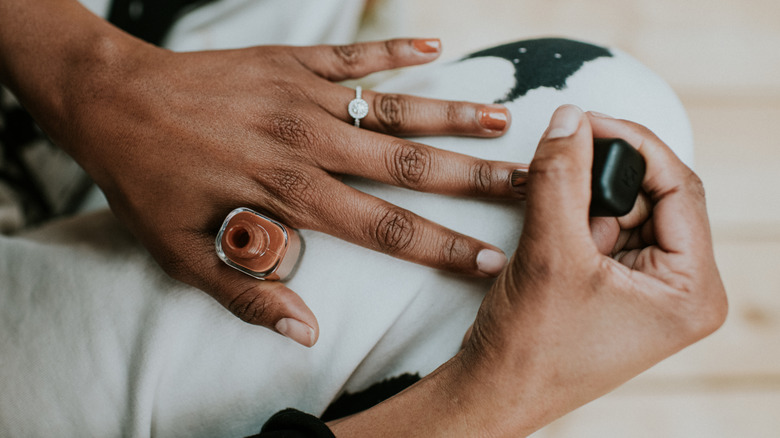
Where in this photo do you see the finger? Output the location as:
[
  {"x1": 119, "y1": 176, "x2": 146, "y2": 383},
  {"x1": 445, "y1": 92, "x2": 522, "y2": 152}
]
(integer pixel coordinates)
[
  {"x1": 587, "y1": 113, "x2": 711, "y2": 254},
  {"x1": 294, "y1": 38, "x2": 442, "y2": 82},
  {"x1": 182, "y1": 236, "x2": 319, "y2": 347},
  {"x1": 285, "y1": 176, "x2": 508, "y2": 277},
  {"x1": 589, "y1": 217, "x2": 619, "y2": 255},
  {"x1": 617, "y1": 191, "x2": 652, "y2": 230},
  {"x1": 321, "y1": 84, "x2": 511, "y2": 137},
  {"x1": 589, "y1": 191, "x2": 652, "y2": 254},
  {"x1": 523, "y1": 105, "x2": 595, "y2": 247},
  {"x1": 319, "y1": 125, "x2": 524, "y2": 199}
]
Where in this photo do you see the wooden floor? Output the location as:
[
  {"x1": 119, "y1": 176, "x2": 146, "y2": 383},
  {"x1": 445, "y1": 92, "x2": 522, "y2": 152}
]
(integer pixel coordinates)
[{"x1": 398, "y1": 0, "x2": 780, "y2": 435}]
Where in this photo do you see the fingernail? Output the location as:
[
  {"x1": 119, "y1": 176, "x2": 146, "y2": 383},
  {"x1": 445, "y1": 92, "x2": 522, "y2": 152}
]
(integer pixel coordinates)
[
  {"x1": 545, "y1": 105, "x2": 583, "y2": 139},
  {"x1": 511, "y1": 169, "x2": 528, "y2": 198},
  {"x1": 588, "y1": 111, "x2": 614, "y2": 119},
  {"x1": 511, "y1": 168, "x2": 528, "y2": 187},
  {"x1": 276, "y1": 318, "x2": 316, "y2": 347},
  {"x1": 477, "y1": 249, "x2": 507, "y2": 276},
  {"x1": 413, "y1": 38, "x2": 441, "y2": 54},
  {"x1": 478, "y1": 104, "x2": 509, "y2": 131}
]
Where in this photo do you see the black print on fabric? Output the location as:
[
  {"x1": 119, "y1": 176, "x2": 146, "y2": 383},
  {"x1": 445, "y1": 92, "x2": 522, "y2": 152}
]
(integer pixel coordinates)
[{"x1": 463, "y1": 38, "x2": 613, "y2": 103}]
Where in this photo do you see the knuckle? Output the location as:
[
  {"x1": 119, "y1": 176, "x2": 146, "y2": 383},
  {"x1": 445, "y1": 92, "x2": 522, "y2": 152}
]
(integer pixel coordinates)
[
  {"x1": 333, "y1": 44, "x2": 363, "y2": 70},
  {"x1": 685, "y1": 171, "x2": 706, "y2": 199},
  {"x1": 511, "y1": 245, "x2": 555, "y2": 286},
  {"x1": 152, "y1": 236, "x2": 198, "y2": 282},
  {"x1": 684, "y1": 281, "x2": 729, "y2": 339},
  {"x1": 444, "y1": 101, "x2": 463, "y2": 129},
  {"x1": 266, "y1": 113, "x2": 316, "y2": 147},
  {"x1": 470, "y1": 161, "x2": 495, "y2": 194},
  {"x1": 438, "y1": 234, "x2": 472, "y2": 271},
  {"x1": 386, "y1": 141, "x2": 432, "y2": 188},
  {"x1": 374, "y1": 94, "x2": 409, "y2": 133},
  {"x1": 371, "y1": 206, "x2": 416, "y2": 254},
  {"x1": 699, "y1": 293, "x2": 729, "y2": 335},
  {"x1": 383, "y1": 39, "x2": 401, "y2": 58},
  {"x1": 158, "y1": 252, "x2": 188, "y2": 280},
  {"x1": 633, "y1": 124, "x2": 657, "y2": 139},
  {"x1": 708, "y1": 290, "x2": 729, "y2": 331},
  {"x1": 262, "y1": 167, "x2": 317, "y2": 221},
  {"x1": 227, "y1": 285, "x2": 271, "y2": 325}
]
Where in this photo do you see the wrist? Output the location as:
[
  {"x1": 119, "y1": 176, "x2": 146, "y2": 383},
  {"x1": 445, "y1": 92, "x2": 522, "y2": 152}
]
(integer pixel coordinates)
[
  {"x1": 450, "y1": 348, "x2": 548, "y2": 437},
  {"x1": 327, "y1": 353, "x2": 542, "y2": 437},
  {"x1": 0, "y1": 0, "x2": 148, "y2": 150}
]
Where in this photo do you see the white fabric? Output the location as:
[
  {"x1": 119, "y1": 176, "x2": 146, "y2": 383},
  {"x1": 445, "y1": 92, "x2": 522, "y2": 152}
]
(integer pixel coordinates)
[
  {"x1": 79, "y1": 0, "x2": 366, "y2": 48},
  {"x1": 163, "y1": 0, "x2": 366, "y2": 50},
  {"x1": 0, "y1": 3, "x2": 693, "y2": 436}
]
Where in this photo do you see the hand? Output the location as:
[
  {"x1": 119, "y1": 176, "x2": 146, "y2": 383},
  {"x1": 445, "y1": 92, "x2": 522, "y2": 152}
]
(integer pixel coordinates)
[
  {"x1": 328, "y1": 105, "x2": 727, "y2": 436},
  {"x1": 448, "y1": 105, "x2": 726, "y2": 435},
  {"x1": 1, "y1": 2, "x2": 526, "y2": 346}
]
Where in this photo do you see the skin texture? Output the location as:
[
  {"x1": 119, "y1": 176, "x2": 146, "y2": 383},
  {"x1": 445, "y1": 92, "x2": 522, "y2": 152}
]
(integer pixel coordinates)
[
  {"x1": 0, "y1": 0, "x2": 526, "y2": 346},
  {"x1": 329, "y1": 106, "x2": 727, "y2": 436}
]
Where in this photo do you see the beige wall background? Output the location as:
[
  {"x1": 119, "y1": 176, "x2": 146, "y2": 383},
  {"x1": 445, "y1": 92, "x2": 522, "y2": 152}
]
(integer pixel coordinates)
[{"x1": 387, "y1": 1, "x2": 779, "y2": 436}]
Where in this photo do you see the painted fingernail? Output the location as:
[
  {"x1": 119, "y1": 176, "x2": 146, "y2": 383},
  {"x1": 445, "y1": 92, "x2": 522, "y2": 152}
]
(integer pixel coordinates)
[
  {"x1": 511, "y1": 168, "x2": 529, "y2": 187},
  {"x1": 588, "y1": 111, "x2": 614, "y2": 119},
  {"x1": 511, "y1": 169, "x2": 528, "y2": 197},
  {"x1": 477, "y1": 249, "x2": 507, "y2": 276},
  {"x1": 276, "y1": 318, "x2": 316, "y2": 348},
  {"x1": 545, "y1": 104, "x2": 583, "y2": 139},
  {"x1": 413, "y1": 38, "x2": 441, "y2": 54},
  {"x1": 478, "y1": 104, "x2": 509, "y2": 131}
]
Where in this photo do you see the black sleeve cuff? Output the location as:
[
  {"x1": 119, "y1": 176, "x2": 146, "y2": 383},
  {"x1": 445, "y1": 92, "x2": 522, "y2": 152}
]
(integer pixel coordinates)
[{"x1": 248, "y1": 408, "x2": 335, "y2": 438}]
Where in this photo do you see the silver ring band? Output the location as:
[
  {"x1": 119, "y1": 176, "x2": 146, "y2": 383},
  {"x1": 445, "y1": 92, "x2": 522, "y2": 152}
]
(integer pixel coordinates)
[{"x1": 348, "y1": 85, "x2": 369, "y2": 127}]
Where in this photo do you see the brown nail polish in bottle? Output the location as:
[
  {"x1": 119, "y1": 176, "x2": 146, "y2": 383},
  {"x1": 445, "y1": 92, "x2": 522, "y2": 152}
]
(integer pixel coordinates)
[{"x1": 216, "y1": 208, "x2": 302, "y2": 281}]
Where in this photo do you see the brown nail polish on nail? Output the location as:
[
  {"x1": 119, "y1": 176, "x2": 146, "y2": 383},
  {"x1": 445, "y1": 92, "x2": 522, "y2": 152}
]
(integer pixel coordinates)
[
  {"x1": 479, "y1": 105, "x2": 508, "y2": 131},
  {"x1": 511, "y1": 169, "x2": 528, "y2": 198},
  {"x1": 511, "y1": 169, "x2": 528, "y2": 187},
  {"x1": 413, "y1": 39, "x2": 441, "y2": 54}
]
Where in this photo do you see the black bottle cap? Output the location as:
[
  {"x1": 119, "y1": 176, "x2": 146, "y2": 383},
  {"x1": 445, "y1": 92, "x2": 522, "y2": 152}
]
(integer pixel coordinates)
[{"x1": 590, "y1": 138, "x2": 646, "y2": 217}]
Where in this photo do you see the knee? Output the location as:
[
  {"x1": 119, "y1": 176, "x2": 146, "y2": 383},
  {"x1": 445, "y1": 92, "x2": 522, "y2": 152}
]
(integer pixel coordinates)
[{"x1": 465, "y1": 37, "x2": 694, "y2": 166}]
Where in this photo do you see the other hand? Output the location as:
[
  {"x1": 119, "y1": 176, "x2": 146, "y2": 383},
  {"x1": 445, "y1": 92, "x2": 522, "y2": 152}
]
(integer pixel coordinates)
[{"x1": 48, "y1": 34, "x2": 522, "y2": 346}]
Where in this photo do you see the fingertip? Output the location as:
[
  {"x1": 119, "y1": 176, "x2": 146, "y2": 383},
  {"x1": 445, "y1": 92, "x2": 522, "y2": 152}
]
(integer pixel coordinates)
[
  {"x1": 271, "y1": 286, "x2": 320, "y2": 347},
  {"x1": 276, "y1": 317, "x2": 319, "y2": 347},
  {"x1": 476, "y1": 248, "x2": 508, "y2": 276},
  {"x1": 543, "y1": 104, "x2": 584, "y2": 140},
  {"x1": 412, "y1": 38, "x2": 442, "y2": 56},
  {"x1": 211, "y1": 270, "x2": 321, "y2": 346},
  {"x1": 523, "y1": 105, "x2": 595, "y2": 241},
  {"x1": 477, "y1": 104, "x2": 511, "y2": 135}
]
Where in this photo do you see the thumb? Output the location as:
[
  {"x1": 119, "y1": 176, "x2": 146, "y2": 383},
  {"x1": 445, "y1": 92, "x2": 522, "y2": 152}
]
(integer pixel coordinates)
[
  {"x1": 523, "y1": 105, "x2": 594, "y2": 247},
  {"x1": 219, "y1": 275, "x2": 320, "y2": 348},
  {"x1": 191, "y1": 248, "x2": 320, "y2": 347}
]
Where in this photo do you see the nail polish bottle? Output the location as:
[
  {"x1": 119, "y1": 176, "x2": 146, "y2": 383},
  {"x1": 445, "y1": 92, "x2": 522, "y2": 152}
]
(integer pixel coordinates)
[{"x1": 216, "y1": 208, "x2": 301, "y2": 280}]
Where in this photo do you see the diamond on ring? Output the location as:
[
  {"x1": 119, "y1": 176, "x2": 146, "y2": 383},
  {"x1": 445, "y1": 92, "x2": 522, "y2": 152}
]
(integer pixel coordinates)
[{"x1": 348, "y1": 85, "x2": 369, "y2": 127}]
